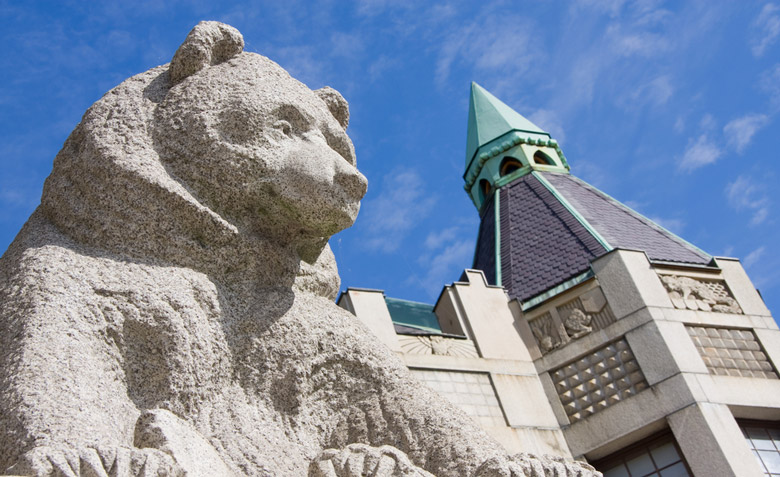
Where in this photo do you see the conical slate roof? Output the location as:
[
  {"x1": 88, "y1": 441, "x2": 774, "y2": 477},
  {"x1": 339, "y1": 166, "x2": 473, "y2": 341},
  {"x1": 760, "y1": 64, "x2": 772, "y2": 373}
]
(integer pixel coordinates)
[
  {"x1": 465, "y1": 82, "x2": 548, "y2": 167},
  {"x1": 473, "y1": 172, "x2": 712, "y2": 303}
]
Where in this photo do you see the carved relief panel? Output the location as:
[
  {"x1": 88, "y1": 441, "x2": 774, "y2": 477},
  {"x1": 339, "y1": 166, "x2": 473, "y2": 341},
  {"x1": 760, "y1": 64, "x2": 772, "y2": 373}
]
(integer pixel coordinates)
[
  {"x1": 659, "y1": 274, "x2": 742, "y2": 314},
  {"x1": 397, "y1": 335, "x2": 479, "y2": 358},
  {"x1": 527, "y1": 284, "x2": 616, "y2": 355}
]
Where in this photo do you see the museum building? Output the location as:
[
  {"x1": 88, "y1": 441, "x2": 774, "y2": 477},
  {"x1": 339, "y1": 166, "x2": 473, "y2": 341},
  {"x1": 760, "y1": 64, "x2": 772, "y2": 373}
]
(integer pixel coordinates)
[{"x1": 338, "y1": 84, "x2": 780, "y2": 476}]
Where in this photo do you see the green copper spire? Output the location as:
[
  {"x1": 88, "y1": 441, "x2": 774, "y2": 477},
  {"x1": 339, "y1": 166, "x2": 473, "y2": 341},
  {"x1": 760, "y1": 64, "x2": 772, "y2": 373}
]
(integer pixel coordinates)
[
  {"x1": 466, "y1": 82, "x2": 548, "y2": 167},
  {"x1": 463, "y1": 83, "x2": 569, "y2": 211}
]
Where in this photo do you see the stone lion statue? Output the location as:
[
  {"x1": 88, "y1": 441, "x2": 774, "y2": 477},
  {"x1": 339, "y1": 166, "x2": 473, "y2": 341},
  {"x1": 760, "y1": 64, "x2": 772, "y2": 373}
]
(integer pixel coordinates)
[{"x1": 0, "y1": 22, "x2": 599, "y2": 477}]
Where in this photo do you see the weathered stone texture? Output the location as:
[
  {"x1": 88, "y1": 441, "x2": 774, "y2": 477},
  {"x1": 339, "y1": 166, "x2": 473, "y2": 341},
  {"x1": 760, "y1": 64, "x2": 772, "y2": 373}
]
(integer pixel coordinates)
[{"x1": 0, "y1": 21, "x2": 600, "y2": 477}]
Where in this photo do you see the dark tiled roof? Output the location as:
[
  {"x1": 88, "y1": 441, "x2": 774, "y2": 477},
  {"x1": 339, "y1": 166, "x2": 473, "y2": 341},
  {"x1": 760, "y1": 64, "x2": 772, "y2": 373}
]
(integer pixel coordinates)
[
  {"x1": 544, "y1": 173, "x2": 711, "y2": 265},
  {"x1": 472, "y1": 194, "x2": 497, "y2": 285},
  {"x1": 476, "y1": 174, "x2": 607, "y2": 302}
]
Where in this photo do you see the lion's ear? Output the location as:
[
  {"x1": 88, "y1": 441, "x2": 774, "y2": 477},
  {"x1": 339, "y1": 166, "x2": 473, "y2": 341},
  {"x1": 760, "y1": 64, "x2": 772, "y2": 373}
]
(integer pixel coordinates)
[
  {"x1": 315, "y1": 87, "x2": 350, "y2": 130},
  {"x1": 169, "y1": 21, "x2": 244, "y2": 84}
]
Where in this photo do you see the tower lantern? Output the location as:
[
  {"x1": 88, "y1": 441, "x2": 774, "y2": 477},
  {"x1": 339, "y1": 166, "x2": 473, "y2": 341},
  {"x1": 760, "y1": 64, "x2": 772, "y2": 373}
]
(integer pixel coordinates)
[{"x1": 464, "y1": 82, "x2": 568, "y2": 210}]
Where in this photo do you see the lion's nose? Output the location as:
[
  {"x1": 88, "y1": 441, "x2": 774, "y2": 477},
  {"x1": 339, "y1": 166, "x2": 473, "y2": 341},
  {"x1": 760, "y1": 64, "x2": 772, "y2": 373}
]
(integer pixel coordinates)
[{"x1": 334, "y1": 161, "x2": 368, "y2": 200}]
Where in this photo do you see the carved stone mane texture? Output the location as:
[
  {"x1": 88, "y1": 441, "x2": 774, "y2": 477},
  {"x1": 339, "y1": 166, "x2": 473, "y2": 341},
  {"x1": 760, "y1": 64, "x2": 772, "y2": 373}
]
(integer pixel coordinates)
[{"x1": 0, "y1": 21, "x2": 600, "y2": 477}]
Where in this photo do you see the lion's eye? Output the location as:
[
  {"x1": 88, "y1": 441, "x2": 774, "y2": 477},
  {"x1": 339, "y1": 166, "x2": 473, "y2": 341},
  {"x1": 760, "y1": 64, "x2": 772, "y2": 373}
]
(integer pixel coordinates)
[
  {"x1": 217, "y1": 108, "x2": 263, "y2": 144},
  {"x1": 273, "y1": 120, "x2": 293, "y2": 136}
]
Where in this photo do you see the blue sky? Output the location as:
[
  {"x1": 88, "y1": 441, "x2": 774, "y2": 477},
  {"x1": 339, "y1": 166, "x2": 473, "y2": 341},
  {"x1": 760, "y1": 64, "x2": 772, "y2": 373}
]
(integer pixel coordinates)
[{"x1": 1, "y1": 1, "x2": 779, "y2": 318}]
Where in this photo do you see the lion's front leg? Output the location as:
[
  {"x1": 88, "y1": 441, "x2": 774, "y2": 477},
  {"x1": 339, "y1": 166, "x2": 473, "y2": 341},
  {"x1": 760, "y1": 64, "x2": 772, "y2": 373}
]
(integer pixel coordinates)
[{"x1": 6, "y1": 445, "x2": 182, "y2": 477}]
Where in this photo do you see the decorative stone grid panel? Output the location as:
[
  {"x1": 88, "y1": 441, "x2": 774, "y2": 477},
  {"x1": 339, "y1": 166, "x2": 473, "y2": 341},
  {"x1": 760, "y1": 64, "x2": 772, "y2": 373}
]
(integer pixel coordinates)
[
  {"x1": 659, "y1": 274, "x2": 742, "y2": 314},
  {"x1": 409, "y1": 369, "x2": 506, "y2": 428},
  {"x1": 550, "y1": 339, "x2": 648, "y2": 424},
  {"x1": 686, "y1": 326, "x2": 778, "y2": 379},
  {"x1": 397, "y1": 335, "x2": 479, "y2": 358},
  {"x1": 528, "y1": 286, "x2": 616, "y2": 355}
]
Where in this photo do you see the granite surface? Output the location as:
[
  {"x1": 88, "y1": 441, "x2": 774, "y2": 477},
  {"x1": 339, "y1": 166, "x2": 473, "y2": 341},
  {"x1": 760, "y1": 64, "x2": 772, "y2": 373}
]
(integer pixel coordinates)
[{"x1": 0, "y1": 22, "x2": 600, "y2": 477}]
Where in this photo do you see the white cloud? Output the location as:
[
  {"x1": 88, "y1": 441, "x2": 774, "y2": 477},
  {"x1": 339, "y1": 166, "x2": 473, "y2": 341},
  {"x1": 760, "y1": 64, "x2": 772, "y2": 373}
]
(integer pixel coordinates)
[
  {"x1": 434, "y1": 14, "x2": 537, "y2": 88},
  {"x1": 726, "y1": 175, "x2": 771, "y2": 225},
  {"x1": 760, "y1": 63, "x2": 780, "y2": 106},
  {"x1": 744, "y1": 245, "x2": 766, "y2": 268},
  {"x1": 359, "y1": 169, "x2": 437, "y2": 252},
  {"x1": 699, "y1": 114, "x2": 716, "y2": 131},
  {"x1": 0, "y1": 187, "x2": 39, "y2": 209},
  {"x1": 605, "y1": 24, "x2": 672, "y2": 58},
  {"x1": 572, "y1": 0, "x2": 627, "y2": 17},
  {"x1": 268, "y1": 45, "x2": 325, "y2": 86},
  {"x1": 619, "y1": 75, "x2": 674, "y2": 110},
  {"x1": 571, "y1": 160, "x2": 610, "y2": 189},
  {"x1": 641, "y1": 75, "x2": 674, "y2": 105},
  {"x1": 723, "y1": 113, "x2": 770, "y2": 153},
  {"x1": 528, "y1": 109, "x2": 566, "y2": 143},
  {"x1": 751, "y1": 3, "x2": 780, "y2": 57},
  {"x1": 674, "y1": 117, "x2": 685, "y2": 133},
  {"x1": 678, "y1": 134, "x2": 722, "y2": 172},
  {"x1": 623, "y1": 200, "x2": 644, "y2": 210},
  {"x1": 648, "y1": 216, "x2": 685, "y2": 235},
  {"x1": 368, "y1": 56, "x2": 400, "y2": 82},
  {"x1": 355, "y1": 0, "x2": 416, "y2": 17},
  {"x1": 410, "y1": 238, "x2": 474, "y2": 298},
  {"x1": 424, "y1": 227, "x2": 459, "y2": 250},
  {"x1": 330, "y1": 32, "x2": 365, "y2": 60}
]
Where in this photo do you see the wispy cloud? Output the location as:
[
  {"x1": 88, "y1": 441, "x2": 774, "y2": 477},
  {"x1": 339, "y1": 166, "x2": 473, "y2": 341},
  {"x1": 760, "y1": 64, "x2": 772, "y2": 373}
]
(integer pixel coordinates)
[
  {"x1": 744, "y1": 245, "x2": 766, "y2": 268},
  {"x1": 434, "y1": 13, "x2": 537, "y2": 90},
  {"x1": 572, "y1": 160, "x2": 610, "y2": 189},
  {"x1": 267, "y1": 45, "x2": 326, "y2": 86},
  {"x1": 528, "y1": 109, "x2": 566, "y2": 143},
  {"x1": 330, "y1": 32, "x2": 365, "y2": 60},
  {"x1": 751, "y1": 3, "x2": 780, "y2": 57},
  {"x1": 549, "y1": 0, "x2": 719, "y2": 119},
  {"x1": 760, "y1": 63, "x2": 780, "y2": 107},
  {"x1": 648, "y1": 216, "x2": 685, "y2": 235},
  {"x1": 604, "y1": 22, "x2": 673, "y2": 58},
  {"x1": 674, "y1": 117, "x2": 686, "y2": 133},
  {"x1": 723, "y1": 113, "x2": 770, "y2": 153},
  {"x1": 637, "y1": 75, "x2": 674, "y2": 105},
  {"x1": 410, "y1": 237, "x2": 474, "y2": 298},
  {"x1": 726, "y1": 175, "x2": 771, "y2": 225},
  {"x1": 359, "y1": 169, "x2": 436, "y2": 252},
  {"x1": 424, "y1": 227, "x2": 459, "y2": 250},
  {"x1": 679, "y1": 134, "x2": 722, "y2": 172},
  {"x1": 367, "y1": 55, "x2": 400, "y2": 82}
]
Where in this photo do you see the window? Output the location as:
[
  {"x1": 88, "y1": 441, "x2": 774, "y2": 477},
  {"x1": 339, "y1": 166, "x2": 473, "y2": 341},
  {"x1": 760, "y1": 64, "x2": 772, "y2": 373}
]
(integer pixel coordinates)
[
  {"x1": 499, "y1": 156, "x2": 523, "y2": 176},
  {"x1": 479, "y1": 179, "x2": 492, "y2": 201},
  {"x1": 533, "y1": 150, "x2": 553, "y2": 165},
  {"x1": 740, "y1": 420, "x2": 780, "y2": 476},
  {"x1": 592, "y1": 431, "x2": 691, "y2": 477}
]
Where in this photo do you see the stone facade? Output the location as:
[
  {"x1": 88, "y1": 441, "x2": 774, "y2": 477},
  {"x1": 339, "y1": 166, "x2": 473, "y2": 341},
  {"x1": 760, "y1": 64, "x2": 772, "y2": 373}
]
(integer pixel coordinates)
[{"x1": 342, "y1": 252, "x2": 780, "y2": 476}]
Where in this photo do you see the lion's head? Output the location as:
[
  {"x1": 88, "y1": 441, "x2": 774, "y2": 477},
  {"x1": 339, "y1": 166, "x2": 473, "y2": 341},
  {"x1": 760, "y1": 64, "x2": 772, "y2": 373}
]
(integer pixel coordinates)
[
  {"x1": 39, "y1": 22, "x2": 366, "y2": 290},
  {"x1": 155, "y1": 23, "x2": 367, "y2": 247}
]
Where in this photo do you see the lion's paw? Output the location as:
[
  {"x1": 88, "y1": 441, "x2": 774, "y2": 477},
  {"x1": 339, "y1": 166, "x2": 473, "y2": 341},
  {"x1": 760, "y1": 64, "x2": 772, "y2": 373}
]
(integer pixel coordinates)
[
  {"x1": 476, "y1": 453, "x2": 601, "y2": 477},
  {"x1": 6, "y1": 445, "x2": 183, "y2": 477},
  {"x1": 309, "y1": 443, "x2": 434, "y2": 477}
]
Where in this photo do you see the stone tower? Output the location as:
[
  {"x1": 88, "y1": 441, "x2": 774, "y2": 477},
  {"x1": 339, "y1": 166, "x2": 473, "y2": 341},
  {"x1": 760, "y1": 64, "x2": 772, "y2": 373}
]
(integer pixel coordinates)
[{"x1": 464, "y1": 83, "x2": 780, "y2": 475}]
